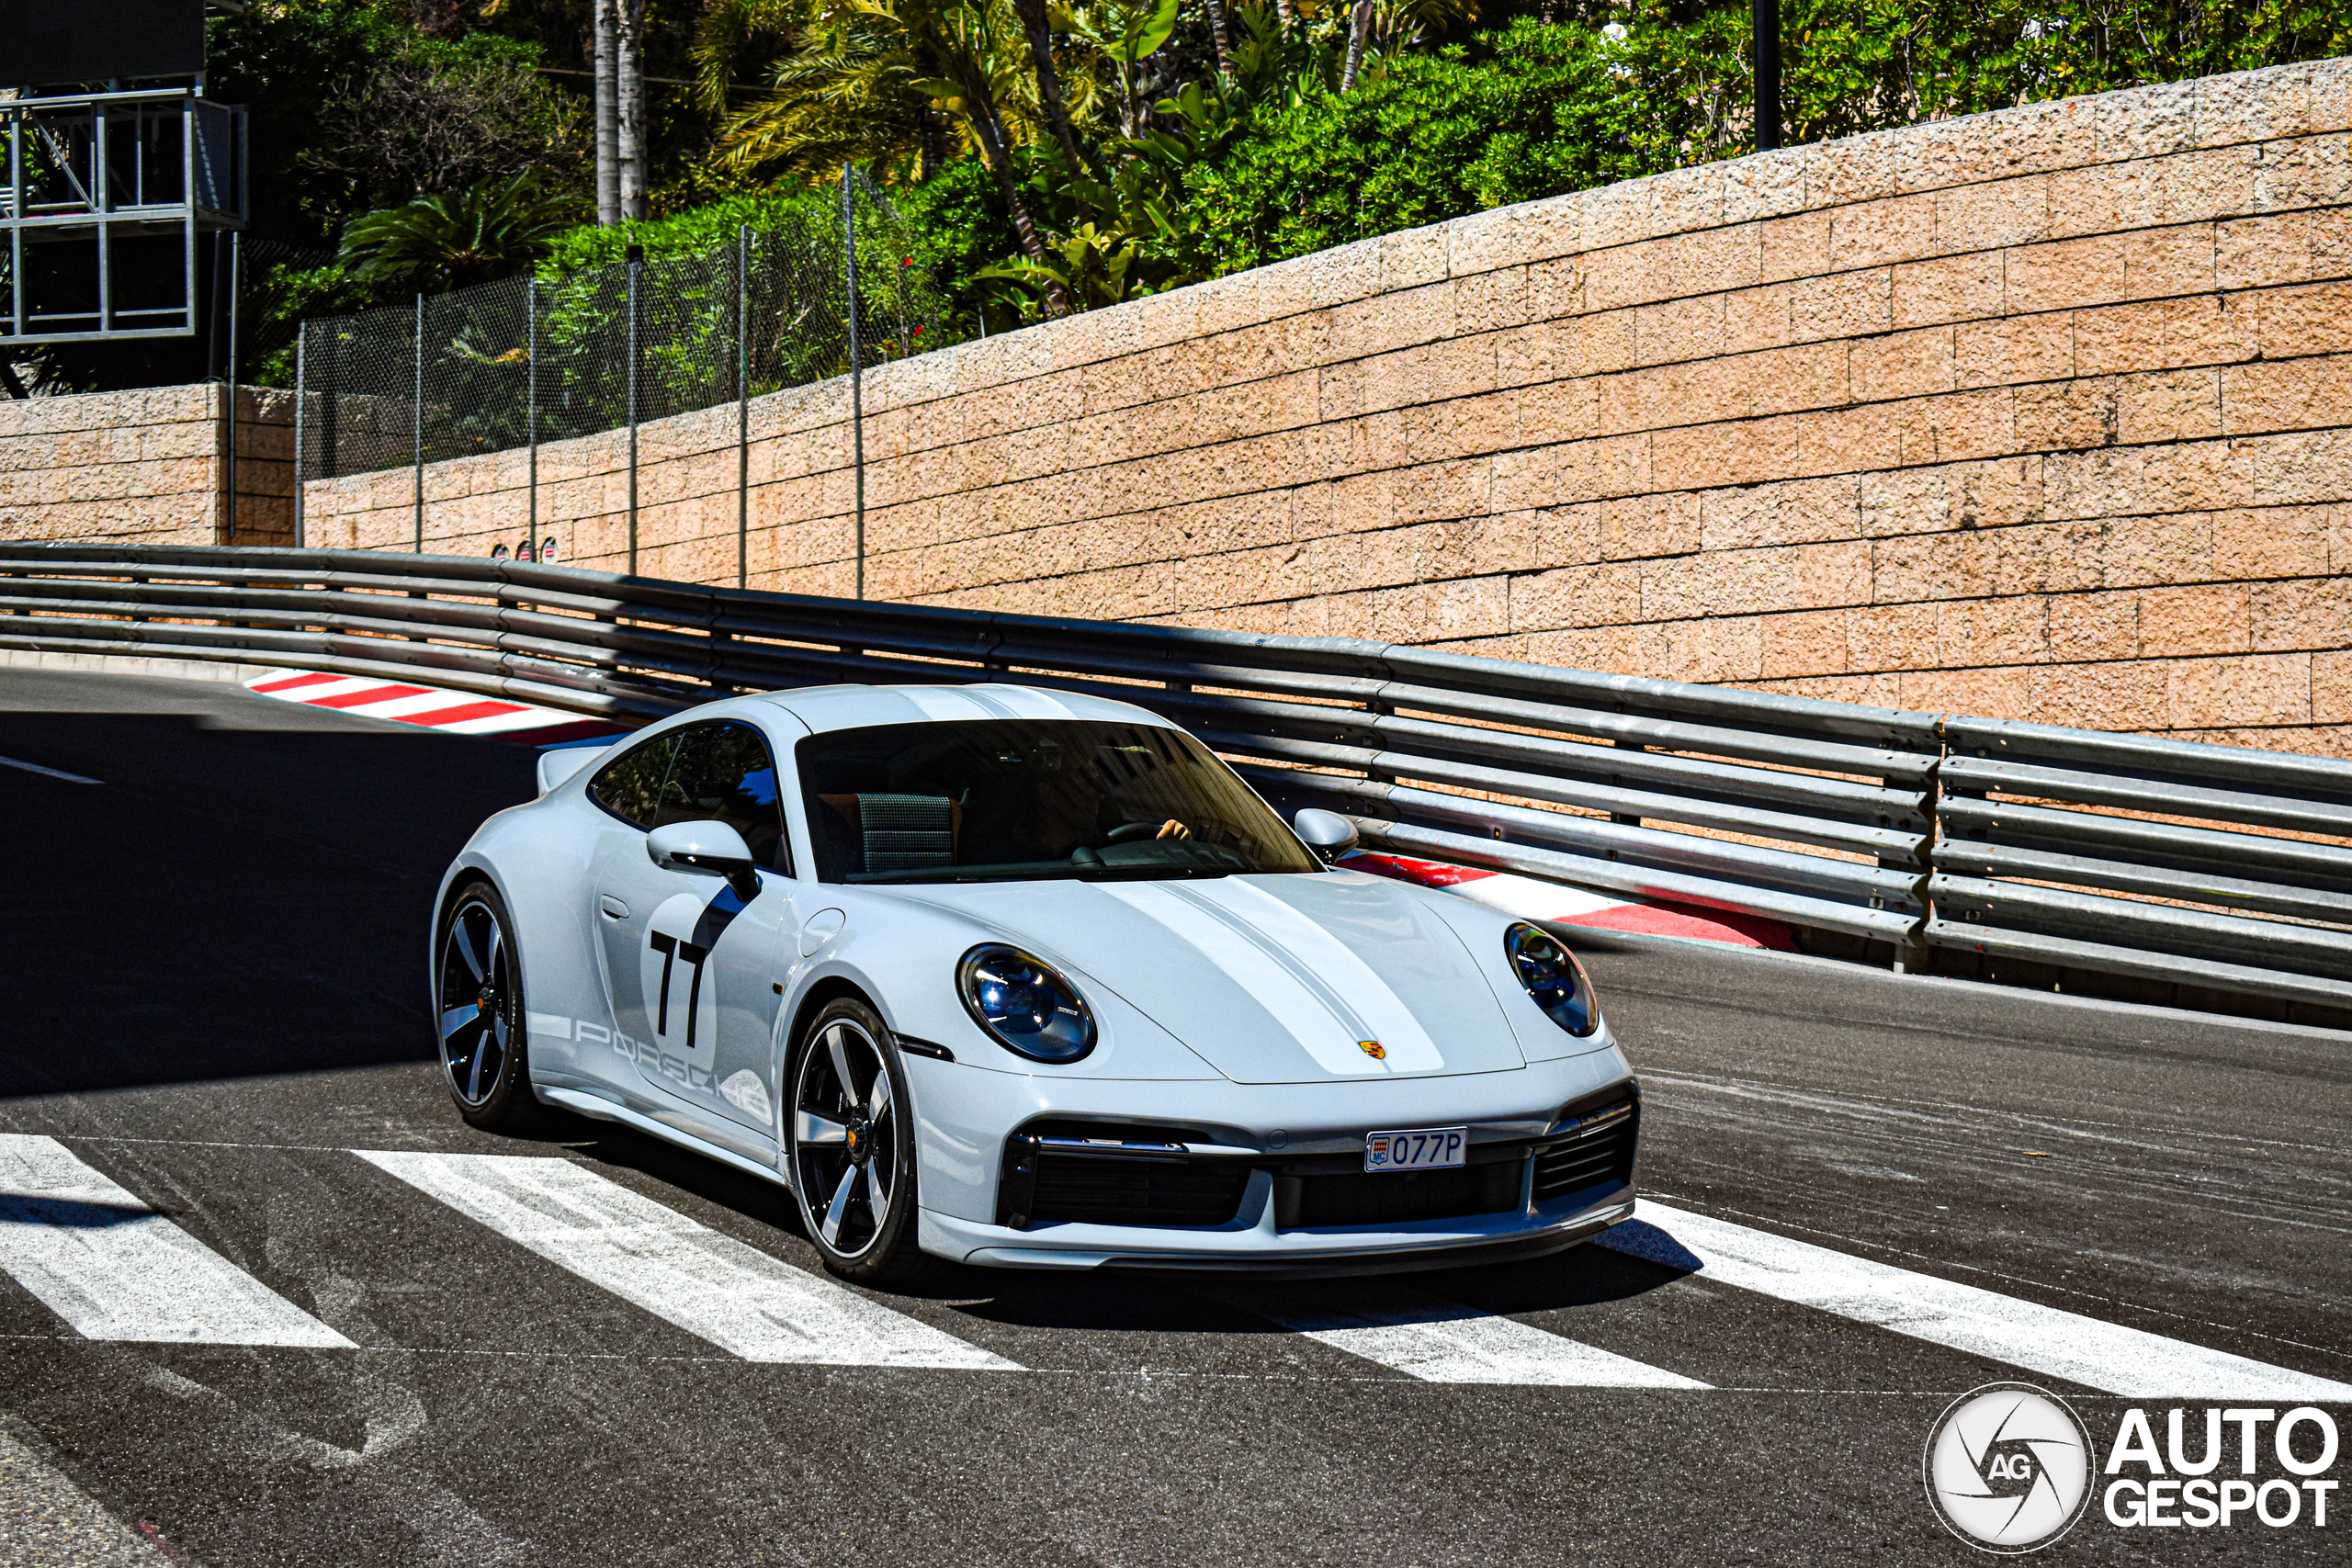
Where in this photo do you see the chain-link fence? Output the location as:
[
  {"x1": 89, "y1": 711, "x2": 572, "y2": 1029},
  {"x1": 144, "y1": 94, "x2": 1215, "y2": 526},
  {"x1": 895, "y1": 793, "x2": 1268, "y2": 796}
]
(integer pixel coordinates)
[{"x1": 292, "y1": 169, "x2": 944, "y2": 590}]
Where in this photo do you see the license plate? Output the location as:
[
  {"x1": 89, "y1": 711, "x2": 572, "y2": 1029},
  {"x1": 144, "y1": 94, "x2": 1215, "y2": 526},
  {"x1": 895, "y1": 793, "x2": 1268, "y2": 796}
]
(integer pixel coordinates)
[{"x1": 1363, "y1": 1126, "x2": 1467, "y2": 1172}]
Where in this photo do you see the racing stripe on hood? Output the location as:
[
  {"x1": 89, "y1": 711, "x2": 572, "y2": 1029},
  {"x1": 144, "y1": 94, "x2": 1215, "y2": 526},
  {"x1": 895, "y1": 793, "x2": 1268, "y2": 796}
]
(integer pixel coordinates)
[
  {"x1": 896, "y1": 686, "x2": 1080, "y2": 723},
  {"x1": 1094, "y1": 881, "x2": 1442, "y2": 1076},
  {"x1": 898, "y1": 688, "x2": 1000, "y2": 721}
]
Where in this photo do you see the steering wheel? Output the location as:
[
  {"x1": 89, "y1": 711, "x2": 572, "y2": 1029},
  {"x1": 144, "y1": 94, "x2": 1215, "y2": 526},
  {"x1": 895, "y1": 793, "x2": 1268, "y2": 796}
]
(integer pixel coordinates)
[{"x1": 1103, "y1": 821, "x2": 1162, "y2": 844}]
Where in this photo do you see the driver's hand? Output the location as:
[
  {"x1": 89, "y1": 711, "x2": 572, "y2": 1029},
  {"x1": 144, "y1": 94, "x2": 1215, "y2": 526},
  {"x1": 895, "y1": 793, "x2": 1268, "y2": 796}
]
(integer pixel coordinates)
[{"x1": 1156, "y1": 819, "x2": 1192, "y2": 840}]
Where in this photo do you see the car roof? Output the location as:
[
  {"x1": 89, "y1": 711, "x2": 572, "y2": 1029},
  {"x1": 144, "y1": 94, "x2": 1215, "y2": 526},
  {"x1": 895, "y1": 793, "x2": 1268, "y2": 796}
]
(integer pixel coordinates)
[{"x1": 751, "y1": 682, "x2": 1182, "y2": 736}]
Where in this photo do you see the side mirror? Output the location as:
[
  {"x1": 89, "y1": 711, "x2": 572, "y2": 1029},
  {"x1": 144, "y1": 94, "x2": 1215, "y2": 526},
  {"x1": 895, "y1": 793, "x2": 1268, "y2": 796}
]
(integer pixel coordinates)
[
  {"x1": 647, "y1": 820, "x2": 761, "y2": 901},
  {"x1": 1294, "y1": 808, "x2": 1360, "y2": 862}
]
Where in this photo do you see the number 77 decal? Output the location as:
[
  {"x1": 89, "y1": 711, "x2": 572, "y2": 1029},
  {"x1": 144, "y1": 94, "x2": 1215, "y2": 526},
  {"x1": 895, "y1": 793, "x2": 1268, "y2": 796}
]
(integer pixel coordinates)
[{"x1": 648, "y1": 931, "x2": 711, "y2": 1054}]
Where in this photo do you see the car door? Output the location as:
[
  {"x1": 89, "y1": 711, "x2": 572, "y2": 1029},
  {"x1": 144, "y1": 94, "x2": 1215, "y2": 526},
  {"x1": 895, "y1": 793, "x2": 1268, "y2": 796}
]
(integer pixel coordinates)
[{"x1": 586, "y1": 719, "x2": 795, "y2": 1142}]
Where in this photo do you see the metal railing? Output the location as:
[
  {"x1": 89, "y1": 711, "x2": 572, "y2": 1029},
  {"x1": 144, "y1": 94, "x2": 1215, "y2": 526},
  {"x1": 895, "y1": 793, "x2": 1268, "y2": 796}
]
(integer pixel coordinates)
[
  {"x1": 292, "y1": 167, "x2": 939, "y2": 588},
  {"x1": 5, "y1": 541, "x2": 2346, "y2": 1018}
]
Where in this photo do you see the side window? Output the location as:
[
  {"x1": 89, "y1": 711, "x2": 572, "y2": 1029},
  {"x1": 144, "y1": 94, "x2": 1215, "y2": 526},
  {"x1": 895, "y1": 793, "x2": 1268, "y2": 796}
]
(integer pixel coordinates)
[
  {"x1": 587, "y1": 735, "x2": 676, "y2": 829},
  {"x1": 656, "y1": 721, "x2": 793, "y2": 873}
]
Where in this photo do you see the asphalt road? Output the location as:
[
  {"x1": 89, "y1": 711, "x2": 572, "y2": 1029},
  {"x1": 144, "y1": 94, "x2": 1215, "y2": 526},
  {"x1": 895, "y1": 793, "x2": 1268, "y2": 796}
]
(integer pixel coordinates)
[{"x1": 1, "y1": 667, "x2": 2346, "y2": 1567}]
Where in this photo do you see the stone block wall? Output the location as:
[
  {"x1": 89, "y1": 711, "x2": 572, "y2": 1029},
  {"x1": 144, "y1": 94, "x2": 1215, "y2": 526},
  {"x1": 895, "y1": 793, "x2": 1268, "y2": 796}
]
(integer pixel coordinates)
[
  {"x1": 0, "y1": 384, "x2": 296, "y2": 548},
  {"x1": 301, "y1": 60, "x2": 2349, "y2": 751}
]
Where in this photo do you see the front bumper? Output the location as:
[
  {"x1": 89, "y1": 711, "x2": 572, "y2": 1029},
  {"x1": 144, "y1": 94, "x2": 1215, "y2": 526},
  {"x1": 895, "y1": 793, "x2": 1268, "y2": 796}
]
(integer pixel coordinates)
[{"x1": 919, "y1": 1177, "x2": 1636, "y2": 1273}]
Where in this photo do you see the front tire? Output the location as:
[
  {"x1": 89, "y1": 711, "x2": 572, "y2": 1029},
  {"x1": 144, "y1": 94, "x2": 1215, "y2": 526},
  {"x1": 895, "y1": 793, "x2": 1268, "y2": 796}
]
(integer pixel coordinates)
[
  {"x1": 786, "y1": 998, "x2": 924, "y2": 1285},
  {"x1": 434, "y1": 881, "x2": 537, "y2": 1132}
]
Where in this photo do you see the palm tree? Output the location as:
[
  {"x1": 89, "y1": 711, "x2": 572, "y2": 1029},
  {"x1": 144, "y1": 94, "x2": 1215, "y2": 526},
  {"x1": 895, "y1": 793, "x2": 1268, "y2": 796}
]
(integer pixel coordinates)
[
  {"x1": 710, "y1": 10, "x2": 951, "y2": 183},
  {"x1": 1340, "y1": 0, "x2": 1371, "y2": 89},
  {"x1": 886, "y1": 0, "x2": 1069, "y2": 306},
  {"x1": 1010, "y1": 0, "x2": 1102, "y2": 181},
  {"x1": 338, "y1": 170, "x2": 583, "y2": 292}
]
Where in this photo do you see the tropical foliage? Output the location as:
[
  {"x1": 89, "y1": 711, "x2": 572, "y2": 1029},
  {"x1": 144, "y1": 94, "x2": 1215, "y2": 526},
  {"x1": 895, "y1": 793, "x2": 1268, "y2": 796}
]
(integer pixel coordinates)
[
  {"x1": 339, "y1": 170, "x2": 586, "y2": 291},
  {"x1": 30, "y1": 0, "x2": 2352, "y2": 392},
  {"x1": 669, "y1": 0, "x2": 2352, "y2": 331}
]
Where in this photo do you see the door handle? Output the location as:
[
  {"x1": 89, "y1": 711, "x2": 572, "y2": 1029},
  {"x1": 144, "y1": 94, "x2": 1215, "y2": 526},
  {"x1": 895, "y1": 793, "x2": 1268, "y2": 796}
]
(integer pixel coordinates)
[{"x1": 599, "y1": 895, "x2": 629, "y2": 919}]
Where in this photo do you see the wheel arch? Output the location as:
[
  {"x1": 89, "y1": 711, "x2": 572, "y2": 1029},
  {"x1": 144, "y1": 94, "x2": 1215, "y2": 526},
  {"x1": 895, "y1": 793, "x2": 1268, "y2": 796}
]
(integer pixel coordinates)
[{"x1": 783, "y1": 975, "x2": 883, "y2": 1066}]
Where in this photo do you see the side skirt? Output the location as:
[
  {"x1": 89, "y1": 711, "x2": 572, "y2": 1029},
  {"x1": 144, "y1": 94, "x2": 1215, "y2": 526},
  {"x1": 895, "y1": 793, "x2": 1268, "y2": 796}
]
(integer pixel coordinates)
[{"x1": 537, "y1": 1086, "x2": 793, "y2": 1193}]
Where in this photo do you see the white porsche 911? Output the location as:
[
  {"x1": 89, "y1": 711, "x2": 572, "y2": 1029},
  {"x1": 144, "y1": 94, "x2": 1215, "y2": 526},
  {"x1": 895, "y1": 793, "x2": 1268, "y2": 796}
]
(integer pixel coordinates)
[{"x1": 432, "y1": 682, "x2": 1641, "y2": 1282}]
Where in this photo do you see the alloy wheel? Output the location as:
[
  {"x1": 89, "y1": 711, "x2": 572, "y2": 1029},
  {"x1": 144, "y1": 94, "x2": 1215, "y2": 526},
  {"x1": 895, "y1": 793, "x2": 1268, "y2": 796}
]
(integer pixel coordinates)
[
  {"x1": 437, "y1": 896, "x2": 514, "y2": 1107},
  {"x1": 791, "y1": 1019, "x2": 899, "y2": 1259}
]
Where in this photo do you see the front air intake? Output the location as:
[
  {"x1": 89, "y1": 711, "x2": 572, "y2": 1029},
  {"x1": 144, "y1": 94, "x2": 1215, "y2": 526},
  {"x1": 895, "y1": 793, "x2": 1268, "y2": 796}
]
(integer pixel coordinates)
[
  {"x1": 1531, "y1": 1097, "x2": 1638, "y2": 1202},
  {"x1": 998, "y1": 1122, "x2": 1252, "y2": 1230}
]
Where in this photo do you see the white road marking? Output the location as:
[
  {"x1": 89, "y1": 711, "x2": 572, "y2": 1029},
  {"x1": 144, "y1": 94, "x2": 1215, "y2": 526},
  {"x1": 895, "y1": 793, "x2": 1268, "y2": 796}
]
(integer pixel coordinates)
[
  {"x1": 353, "y1": 1151, "x2": 1018, "y2": 1370},
  {"x1": 0, "y1": 1136, "x2": 352, "y2": 1347},
  {"x1": 0, "y1": 754, "x2": 99, "y2": 784},
  {"x1": 1227, "y1": 1285, "x2": 1710, "y2": 1387},
  {"x1": 1619, "y1": 1201, "x2": 2352, "y2": 1400}
]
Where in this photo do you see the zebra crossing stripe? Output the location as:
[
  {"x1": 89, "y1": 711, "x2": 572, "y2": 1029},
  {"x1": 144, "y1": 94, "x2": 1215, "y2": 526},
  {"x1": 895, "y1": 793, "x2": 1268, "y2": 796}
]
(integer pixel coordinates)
[
  {"x1": 352, "y1": 1152, "x2": 1018, "y2": 1371},
  {"x1": 0, "y1": 1136, "x2": 353, "y2": 1348},
  {"x1": 1617, "y1": 1201, "x2": 2352, "y2": 1401},
  {"x1": 1224, "y1": 1285, "x2": 1710, "y2": 1388}
]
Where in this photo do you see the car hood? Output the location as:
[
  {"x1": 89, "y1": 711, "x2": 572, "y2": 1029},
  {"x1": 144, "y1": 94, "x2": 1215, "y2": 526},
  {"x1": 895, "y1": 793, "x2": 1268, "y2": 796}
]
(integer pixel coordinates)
[{"x1": 891, "y1": 872, "x2": 1527, "y2": 1084}]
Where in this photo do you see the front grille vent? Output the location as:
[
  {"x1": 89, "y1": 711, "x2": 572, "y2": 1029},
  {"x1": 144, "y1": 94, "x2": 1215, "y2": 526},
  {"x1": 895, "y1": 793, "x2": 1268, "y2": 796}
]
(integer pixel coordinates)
[
  {"x1": 998, "y1": 1121, "x2": 1250, "y2": 1230},
  {"x1": 1282, "y1": 1159, "x2": 1522, "y2": 1229},
  {"x1": 1531, "y1": 1098, "x2": 1638, "y2": 1202}
]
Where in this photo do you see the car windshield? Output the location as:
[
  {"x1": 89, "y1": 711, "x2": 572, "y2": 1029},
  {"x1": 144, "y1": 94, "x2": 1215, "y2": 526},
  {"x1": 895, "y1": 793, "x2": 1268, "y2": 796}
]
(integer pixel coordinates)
[{"x1": 796, "y1": 718, "x2": 1321, "y2": 885}]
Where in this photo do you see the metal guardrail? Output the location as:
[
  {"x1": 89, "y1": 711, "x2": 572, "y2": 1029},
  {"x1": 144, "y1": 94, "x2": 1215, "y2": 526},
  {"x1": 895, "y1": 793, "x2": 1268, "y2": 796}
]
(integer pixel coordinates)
[{"x1": 5, "y1": 542, "x2": 2348, "y2": 1017}]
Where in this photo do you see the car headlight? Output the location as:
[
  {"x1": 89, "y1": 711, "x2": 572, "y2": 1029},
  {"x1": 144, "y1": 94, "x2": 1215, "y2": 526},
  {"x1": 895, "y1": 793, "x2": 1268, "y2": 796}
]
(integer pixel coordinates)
[
  {"x1": 1504, "y1": 923, "x2": 1601, "y2": 1037},
  {"x1": 957, "y1": 944, "x2": 1097, "y2": 1063}
]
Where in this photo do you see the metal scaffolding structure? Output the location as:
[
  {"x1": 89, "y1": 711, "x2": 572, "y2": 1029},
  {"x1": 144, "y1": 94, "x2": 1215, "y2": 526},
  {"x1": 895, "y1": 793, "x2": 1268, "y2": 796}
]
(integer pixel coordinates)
[{"x1": 2, "y1": 86, "x2": 247, "y2": 345}]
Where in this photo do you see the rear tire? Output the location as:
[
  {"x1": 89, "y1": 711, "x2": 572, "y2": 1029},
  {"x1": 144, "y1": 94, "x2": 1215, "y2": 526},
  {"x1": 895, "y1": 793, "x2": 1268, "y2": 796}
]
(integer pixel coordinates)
[
  {"x1": 786, "y1": 998, "x2": 927, "y2": 1286},
  {"x1": 433, "y1": 880, "x2": 537, "y2": 1132}
]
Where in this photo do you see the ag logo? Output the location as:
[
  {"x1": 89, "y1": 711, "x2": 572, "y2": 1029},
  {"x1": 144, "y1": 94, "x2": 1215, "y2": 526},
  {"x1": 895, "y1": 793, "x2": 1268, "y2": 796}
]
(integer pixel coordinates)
[{"x1": 1923, "y1": 1382, "x2": 2092, "y2": 1552}]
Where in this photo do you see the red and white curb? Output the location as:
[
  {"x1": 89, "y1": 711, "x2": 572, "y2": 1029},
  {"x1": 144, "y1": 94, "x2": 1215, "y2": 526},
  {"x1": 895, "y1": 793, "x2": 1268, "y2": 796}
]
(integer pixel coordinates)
[
  {"x1": 242, "y1": 670, "x2": 631, "y2": 746},
  {"x1": 1342, "y1": 849, "x2": 1797, "y2": 951}
]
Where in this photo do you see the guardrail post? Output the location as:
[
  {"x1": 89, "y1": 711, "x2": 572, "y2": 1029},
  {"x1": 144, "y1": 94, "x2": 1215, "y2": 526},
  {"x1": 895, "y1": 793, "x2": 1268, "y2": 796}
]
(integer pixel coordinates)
[
  {"x1": 627, "y1": 242, "x2": 642, "y2": 576},
  {"x1": 1888, "y1": 739, "x2": 1942, "y2": 975},
  {"x1": 1610, "y1": 741, "x2": 1643, "y2": 826}
]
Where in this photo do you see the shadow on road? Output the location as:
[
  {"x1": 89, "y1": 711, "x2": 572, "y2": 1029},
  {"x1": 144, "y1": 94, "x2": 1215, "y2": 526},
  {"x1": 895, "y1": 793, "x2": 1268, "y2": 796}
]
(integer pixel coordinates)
[{"x1": 0, "y1": 678, "x2": 539, "y2": 1098}]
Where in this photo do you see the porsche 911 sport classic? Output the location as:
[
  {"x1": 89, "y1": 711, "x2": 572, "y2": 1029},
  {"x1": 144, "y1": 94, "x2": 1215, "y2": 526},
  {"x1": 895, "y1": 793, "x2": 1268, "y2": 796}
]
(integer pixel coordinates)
[{"x1": 432, "y1": 684, "x2": 1642, "y2": 1282}]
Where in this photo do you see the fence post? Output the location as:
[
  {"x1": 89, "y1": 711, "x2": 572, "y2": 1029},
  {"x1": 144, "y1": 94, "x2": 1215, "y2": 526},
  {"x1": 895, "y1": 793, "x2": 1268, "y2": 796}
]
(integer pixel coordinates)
[
  {"x1": 321, "y1": 321, "x2": 338, "y2": 483},
  {"x1": 1753, "y1": 0, "x2": 1781, "y2": 152},
  {"x1": 526, "y1": 276, "x2": 538, "y2": 554},
  {"x1": 224, "y1": 229, "x2": 239, "y2": 544},
  {"x1": 842, "y1": 164, "x2": 865, "y2": 602},
  {"x1": 627, "y1": 242, "x2": 642, "y2": 575},
  {"x1": 292, "y1": 321, "x2": 305, "y2": 548},
  {"x1": 737, "y1": 222, "x2": 750, "y2": 591},
  {"x1": 413, "y1": 290, "x2": 425, "y2": 552}
]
